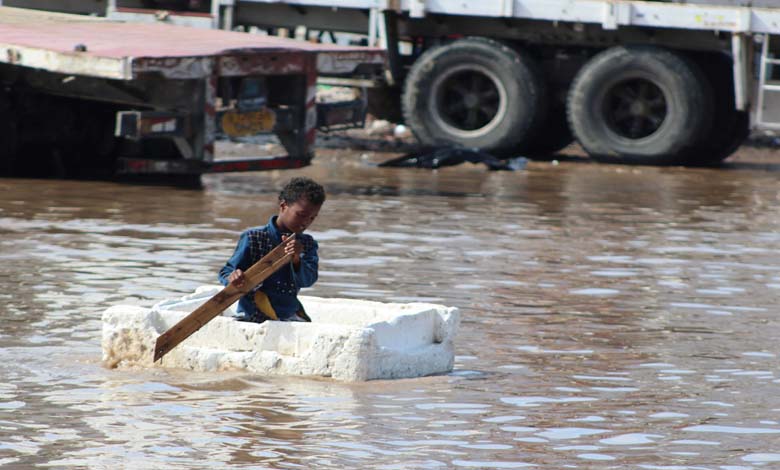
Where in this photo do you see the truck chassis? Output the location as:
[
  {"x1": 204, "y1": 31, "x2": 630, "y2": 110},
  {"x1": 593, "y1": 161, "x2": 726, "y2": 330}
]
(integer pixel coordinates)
[{"x1": 0, "y1": 6, "x2": 383, "y2": 179}]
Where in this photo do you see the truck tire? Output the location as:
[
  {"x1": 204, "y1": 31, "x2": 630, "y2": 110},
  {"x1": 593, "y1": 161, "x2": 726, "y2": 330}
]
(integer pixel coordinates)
[
  {"x1": 568, "y1": 46, "x2": 712, "y2": 165},
  {"x1": 403, "y1": 37, "x2": 545, "y2": 152},
  {"x1": 686, "y1": 52, "x2": 749, "y2": 165}
]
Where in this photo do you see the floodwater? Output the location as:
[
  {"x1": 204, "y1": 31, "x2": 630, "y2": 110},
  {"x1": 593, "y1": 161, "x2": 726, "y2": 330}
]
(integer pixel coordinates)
[{"x1": 2, "y1": 147, "x2": 780, "y2": 469}]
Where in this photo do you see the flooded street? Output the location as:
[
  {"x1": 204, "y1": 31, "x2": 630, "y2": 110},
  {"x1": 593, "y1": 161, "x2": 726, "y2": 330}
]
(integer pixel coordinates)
[{"x1": 2, "y1": 146, "x2": 780, "y2": 469}]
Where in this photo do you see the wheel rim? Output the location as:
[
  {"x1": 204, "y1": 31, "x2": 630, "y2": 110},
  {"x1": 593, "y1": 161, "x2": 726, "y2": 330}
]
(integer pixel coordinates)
[
  {"x1": 430, "y1": 64, "x2": 508, "y2": 139},
  {"x1": 603, "y1": 78, "x2": 667, "y2": 139}
]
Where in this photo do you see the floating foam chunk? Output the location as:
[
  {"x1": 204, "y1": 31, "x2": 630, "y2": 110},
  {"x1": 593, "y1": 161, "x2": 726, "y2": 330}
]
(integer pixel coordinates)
[{"x1": 102, "y1": 286, "x2": 460, "y2": 381}]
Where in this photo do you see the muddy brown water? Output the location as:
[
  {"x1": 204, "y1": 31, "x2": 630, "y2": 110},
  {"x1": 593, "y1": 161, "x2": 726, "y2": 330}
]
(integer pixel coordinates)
[{"x1": 2, "y1": 147, "x2": 780, "y2": 469}]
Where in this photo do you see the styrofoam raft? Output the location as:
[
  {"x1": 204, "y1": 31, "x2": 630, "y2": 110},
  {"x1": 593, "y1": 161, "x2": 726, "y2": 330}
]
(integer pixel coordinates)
[{"x1": 102, "y1": 286, "x2": 460, "y2": 381}]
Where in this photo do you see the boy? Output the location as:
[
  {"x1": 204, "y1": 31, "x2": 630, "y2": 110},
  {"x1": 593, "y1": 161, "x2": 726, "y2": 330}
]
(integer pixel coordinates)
[{"x1": 218, "y1": 177, "x2": 325, "y2": 323}]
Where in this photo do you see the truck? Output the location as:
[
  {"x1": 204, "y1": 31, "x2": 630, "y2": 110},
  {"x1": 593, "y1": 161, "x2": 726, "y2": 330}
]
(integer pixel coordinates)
[
  {"x1": 7, "y1": 1, "x2": 780, "y2": 166},
  {"x1": 0, "y1": 6, "x2": 384, "y2": 182}
]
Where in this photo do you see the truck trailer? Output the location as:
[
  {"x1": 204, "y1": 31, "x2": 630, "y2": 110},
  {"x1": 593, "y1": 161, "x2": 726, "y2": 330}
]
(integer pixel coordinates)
[{"x1": 0, "y1": 6, "x2": 383, "y2": 181}]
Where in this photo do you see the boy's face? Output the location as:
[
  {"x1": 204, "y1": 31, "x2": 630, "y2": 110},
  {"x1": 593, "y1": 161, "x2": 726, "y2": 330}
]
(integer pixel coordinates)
[{"x1": 277, "y1": 199, "x2": 321, "y2": 234}]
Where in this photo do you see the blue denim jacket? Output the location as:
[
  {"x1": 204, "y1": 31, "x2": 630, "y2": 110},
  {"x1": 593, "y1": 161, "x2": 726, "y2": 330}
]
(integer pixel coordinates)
[{"x1": 218, "y1": 216, "x2": 318, "y2": 320}]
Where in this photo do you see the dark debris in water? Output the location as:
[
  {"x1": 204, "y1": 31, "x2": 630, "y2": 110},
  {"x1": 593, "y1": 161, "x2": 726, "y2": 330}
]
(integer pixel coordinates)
[{"x1": 378, "y1": 146, "x2": 528, "y2": 171}]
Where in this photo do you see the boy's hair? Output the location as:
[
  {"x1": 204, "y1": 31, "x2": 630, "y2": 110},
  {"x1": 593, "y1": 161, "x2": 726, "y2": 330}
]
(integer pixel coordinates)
[{"x1": 279, "y1": 177, "x2": 326, "y2": 206}]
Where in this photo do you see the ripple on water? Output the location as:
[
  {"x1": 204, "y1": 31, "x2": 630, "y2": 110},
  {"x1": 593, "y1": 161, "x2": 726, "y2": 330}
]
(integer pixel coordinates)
[
  {"x1": 577, "y1": 453, "x2": 616, "y2": 461},
  {"x1": 536, "y1": 427, "x2": 610, "y2": 440},
  {"x1": 513, "y1": 437, "x2": 548, "y2": 443},
  {"x1": 554, "y1": 445, "x2": 601, "y2": 451},
  {"x1": 451, "y1": 461, "x2": 535, "y2": 468},
  {"x1": 590, "y1": 269, "x2": 639, "y2": 277},
  {"x1": 590, "y1": 387, "x2": 640, "y2": 392},
  {"x1": 0, "y1": 401, "x2": 25, "y2": 410},
  {"x1": 599, "y1": 433, "x2": 663, "y2": 445},
  {"x1": 326, "y1": 257, "x2": 395, "y2": 267},
  {"x1": 649, "y1": 412, "x2": 689, "y2": 419},
  {"x1": 460, "y1": 443, "x2": 514, "y2": 450},
  {"x1": 338, "y1": 289, "x2": 392, "y2": 298},
  {"x1": 500, "y1": 396, "x2": 598, "y2": 407},
  {"x1": 670, "y1": 302, "x2": 767, "y2": 312},
  {"x1": 517, "y1": 346, "x2": 594, "y2": 355},
  {"x1": 741, "y1": 351, "x2": 776, "y2": 358},
  {"x1": 569, "y1": 288, "x2": 620, "y2": 296},
  {"x1": 415, "y1": 403, "x2": 492, "y2": 411},
  {"x1": 568, "y1": 416, "x2": 606, "y2": 422},
  {"x1": 572, "y1": 375, "x2": 632, "y2": 382},
  {"x1": 387, "y1": 439, "x2": 467, "y2": 447},
  {"x1": 482, "y1": 416, "x2": 526, "y2": 424},
  {"x1": 700, "y1": 401, "x2": 735, "y2": 408},
  {"x1": 742, "y1": 453, "x2": 780, "y2": 462},
  {"x1": 499, "y1": 426, "x2": 536, "y2": 433},
  {"x1": 453, "y1": 284, "x2": 483, "y2": 289},
  {"x1": 683, "y1": 425, "x2": 780, "y2": 434},
  {"x1": 428, "y1": 430, "x2": 480, "y2": 437}
]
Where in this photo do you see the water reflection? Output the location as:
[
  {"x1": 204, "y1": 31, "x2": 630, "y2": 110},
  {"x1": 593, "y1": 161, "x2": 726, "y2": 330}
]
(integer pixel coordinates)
[{"x1": 2, "y1": 150, "x2": 780, "y2": 468}]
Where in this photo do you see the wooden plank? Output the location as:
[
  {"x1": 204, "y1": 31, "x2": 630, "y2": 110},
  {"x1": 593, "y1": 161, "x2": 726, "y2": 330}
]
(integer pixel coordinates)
[{"x1": 153, "y1": 235, "x2": 294, "y2": 362}]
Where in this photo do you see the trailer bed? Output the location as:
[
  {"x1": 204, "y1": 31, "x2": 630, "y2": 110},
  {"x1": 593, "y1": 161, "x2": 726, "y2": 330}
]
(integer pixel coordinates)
[{"x1": 0, "y1": 6, "x2": 383, "y2": 80}]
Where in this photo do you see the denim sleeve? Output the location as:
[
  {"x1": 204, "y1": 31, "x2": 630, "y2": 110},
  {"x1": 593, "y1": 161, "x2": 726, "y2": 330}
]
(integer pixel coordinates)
[
  {"x1": 293, "y1": 238, "x2": 319, "y2": 288},
  {"x1": 218, "y1": 232, "x2": 252, "y2": 286}
]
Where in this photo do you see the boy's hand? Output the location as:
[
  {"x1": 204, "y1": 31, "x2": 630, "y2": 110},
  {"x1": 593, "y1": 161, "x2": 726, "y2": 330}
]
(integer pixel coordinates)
[
  {"x1": 282, "y1": 234, "x2": 303, "y2": 267},
  {"x1": 228, "y1": 268, "x2": 245, "y2": 287}
]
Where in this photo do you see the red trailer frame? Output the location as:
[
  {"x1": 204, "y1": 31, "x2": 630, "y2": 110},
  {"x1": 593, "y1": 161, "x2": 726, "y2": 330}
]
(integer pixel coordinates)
[{"x1": 0, "y1": 7, "x2": 384, "y2": 177}]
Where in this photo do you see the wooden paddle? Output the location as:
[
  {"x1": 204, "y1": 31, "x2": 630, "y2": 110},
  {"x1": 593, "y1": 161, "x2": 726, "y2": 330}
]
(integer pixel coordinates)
[{"x1": 153, "y1": 235, "x2": 294, "y2": 362}]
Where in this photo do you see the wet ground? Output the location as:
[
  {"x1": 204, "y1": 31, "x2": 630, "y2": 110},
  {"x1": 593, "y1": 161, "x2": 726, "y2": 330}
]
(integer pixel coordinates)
[{"x1": 1, "y1": 141, "x2": 780, "y2": 469}]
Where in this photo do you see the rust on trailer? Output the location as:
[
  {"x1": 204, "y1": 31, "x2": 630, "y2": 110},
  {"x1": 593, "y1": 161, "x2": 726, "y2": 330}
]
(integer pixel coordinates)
[{"x1": 217, "y1": 52, "x2": 309, "y2": 77}]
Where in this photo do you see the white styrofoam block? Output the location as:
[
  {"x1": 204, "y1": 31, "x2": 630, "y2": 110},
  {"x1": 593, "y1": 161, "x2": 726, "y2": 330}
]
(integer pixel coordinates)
[{"x1": 102, "y1": 286, "x2": 460, "y2": 381}]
